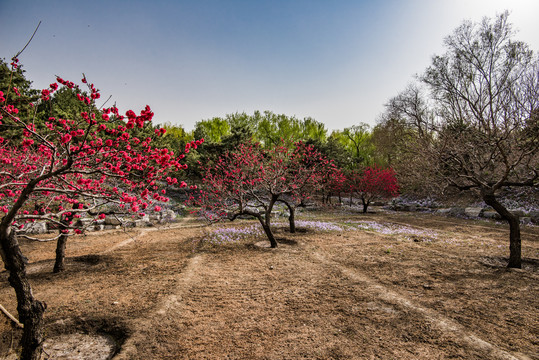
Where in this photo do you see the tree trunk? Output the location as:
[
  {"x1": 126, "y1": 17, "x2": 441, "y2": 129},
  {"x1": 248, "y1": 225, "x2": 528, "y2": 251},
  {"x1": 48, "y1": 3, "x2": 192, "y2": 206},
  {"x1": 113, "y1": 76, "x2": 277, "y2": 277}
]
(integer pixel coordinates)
[
  {"x1": 54, "y1": 213, "x2": 74, "y2": 273},
  {"x1": 0, "y1": 228, "x2": 46, "y2": 360},
  {"x1": 349, "y1": 193, "x2": 353, "y2": 206},
  {"x1": 53, "y1": 232, "x2": 68, "y2": 273},
  {"x1": 262, "y1": 223, "x2": 278, "y2": 248},
  {"x1": 482, "y1": 190, "x2": 521, "y2": 268},
  {"x1": 283, "y1": 202, "x2": 296, "y2": 233},
  {"x1": 262, "y1": 194, "x2": 279, "y2": 248},
  {"x1": 255, "y1": 216, "x2": 277, "y2": 248},
  {"x1": 362, "y1": 198, "x2": 370, "y2": 213},
  {"x1": 338, "y1": 192, "x2": 342, "y2": 205}
]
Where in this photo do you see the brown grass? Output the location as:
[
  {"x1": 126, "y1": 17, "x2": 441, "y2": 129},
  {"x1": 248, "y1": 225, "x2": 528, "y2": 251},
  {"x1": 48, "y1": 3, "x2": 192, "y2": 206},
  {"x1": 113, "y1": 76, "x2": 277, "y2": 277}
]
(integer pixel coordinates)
[{"x1": 0, "y1": 209, "x2": 537, "y2": 359}]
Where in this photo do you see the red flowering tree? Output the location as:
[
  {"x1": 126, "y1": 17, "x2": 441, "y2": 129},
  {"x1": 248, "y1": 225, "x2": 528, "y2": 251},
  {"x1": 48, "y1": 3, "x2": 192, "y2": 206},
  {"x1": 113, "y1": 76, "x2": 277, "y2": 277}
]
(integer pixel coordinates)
[
  {"x1": 349, "y1": 166, "x2": 399, "y2": 213},
  {"x1": 0, "y1": 59, "x2": 192, "y2": 359},
  {"x1": 319, "y1": 167, "x2": 347, "y2": 205},
  {"x1": 275, "y1": 142, "x2": 338, "y2": 232},
  {"x1": 191, "y1": 143, "x2": 282, "y2": 246},
  {"x1": 192, "y1": 141, "x2": 341, "y2": 240}
]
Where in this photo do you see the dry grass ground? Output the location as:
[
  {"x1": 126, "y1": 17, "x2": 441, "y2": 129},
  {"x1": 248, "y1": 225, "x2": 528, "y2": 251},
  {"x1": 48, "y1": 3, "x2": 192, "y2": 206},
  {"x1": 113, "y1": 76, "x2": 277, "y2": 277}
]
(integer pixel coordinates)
[{"x1": 0, "y1": 209, "x2": 537, "y2": 359}]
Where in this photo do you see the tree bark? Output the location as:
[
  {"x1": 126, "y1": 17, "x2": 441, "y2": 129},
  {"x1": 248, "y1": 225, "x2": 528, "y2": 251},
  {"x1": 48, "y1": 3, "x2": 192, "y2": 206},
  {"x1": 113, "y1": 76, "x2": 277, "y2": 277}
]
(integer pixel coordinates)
[
  {"x1": 257, "y1": 194, "x2": 279, "y2": 248},
  {"x1": 362, "y1": 198, "x2": 370, "y2": 213},
  {"x1": 54, "y1": 211, "x2": 74, "y2": 273},
  {"x1": 254, "y1": 215, "x2": 277, "y2": 248},
  {"x1": 53, "y1": 232, "x2": 68, "y2": 273},
  {"x1": 0, "y1": 228, "x2": 46, "y2": 360},
  {"x1": 482, "y1": 189, "x2": 521, "y2": 268},
  {"x1": 262, "y1": 223, "x2": 278, "y2": 248},
  {"x1": 283, "y1": 202, "x2": 296, "y2": 233}
]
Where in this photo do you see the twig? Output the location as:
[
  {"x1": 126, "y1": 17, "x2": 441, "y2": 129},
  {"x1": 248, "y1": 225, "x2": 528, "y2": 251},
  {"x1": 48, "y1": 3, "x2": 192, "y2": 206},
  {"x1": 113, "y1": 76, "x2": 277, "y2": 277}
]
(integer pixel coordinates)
[
  {"x1": 13, "y1": 21, "x2": 41, "y2": 60},
  {"x1": 0, "y1": 303, "x2": 23, "y2": 329}
]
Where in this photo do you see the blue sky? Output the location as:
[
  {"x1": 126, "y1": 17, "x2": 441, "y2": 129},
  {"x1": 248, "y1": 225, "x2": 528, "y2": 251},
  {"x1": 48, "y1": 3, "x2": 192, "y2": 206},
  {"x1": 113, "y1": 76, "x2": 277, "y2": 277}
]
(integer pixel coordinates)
[{"x1": 1, "y1": 0, "x2": 538, "y2": 131}]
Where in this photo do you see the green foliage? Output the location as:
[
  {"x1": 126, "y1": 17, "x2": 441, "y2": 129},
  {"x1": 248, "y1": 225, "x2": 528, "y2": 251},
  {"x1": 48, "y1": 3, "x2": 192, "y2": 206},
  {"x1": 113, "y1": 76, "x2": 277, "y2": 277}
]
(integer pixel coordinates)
[
  {"x1": 301, "y1": 117, "x2": 328, "y2": 142},
  {"x1": 330, "y1": 123, "x2": 375, "y2": 168},
  {"x1": 37, "y1": 86, "x2": 92, "y2": 121},
  {"x1": 194, "y1": 117, "x2": 230, "y2": 143},
  {"x1": 162, "y1": 122, "x2": 194, "y2": 150},
  {"x1": 0, "y1": 59, "x2": 39, "y2": 139}
]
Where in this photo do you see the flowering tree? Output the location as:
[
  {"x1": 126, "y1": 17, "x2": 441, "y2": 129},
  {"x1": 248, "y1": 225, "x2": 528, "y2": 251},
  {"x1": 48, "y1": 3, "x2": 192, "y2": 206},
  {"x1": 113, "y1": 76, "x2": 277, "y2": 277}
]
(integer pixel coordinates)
[
  {"x1": 275, "y1": 142, "x2": 338, "y2": 233},
  {"x1": 192, "y1": 141, "x2": 336, "y2": 244},
  {"x1": 349, "y1": 166, "x2": 399, "y2": 213},
  {"x1": 319, "y1": 166, "x2": 347, "y2": 205},
  {"x1": 0, "y1": 59, "x2": 192, "y2": 359},
  {"x1": 191, "y1": 143, "x2": 281, "y2": 246}
]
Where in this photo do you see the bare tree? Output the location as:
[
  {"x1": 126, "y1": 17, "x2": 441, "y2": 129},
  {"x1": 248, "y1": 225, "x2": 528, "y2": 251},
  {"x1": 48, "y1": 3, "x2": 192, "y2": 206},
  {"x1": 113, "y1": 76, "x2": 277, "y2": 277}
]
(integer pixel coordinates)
[{"x1": 416, "y1": 12, "x2": 539, "y2": 268}]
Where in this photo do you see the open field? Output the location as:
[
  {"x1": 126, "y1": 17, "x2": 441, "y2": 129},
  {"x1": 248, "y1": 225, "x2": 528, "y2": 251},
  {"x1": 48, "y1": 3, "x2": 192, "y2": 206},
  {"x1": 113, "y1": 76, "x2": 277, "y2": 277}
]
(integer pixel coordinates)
[{"x1": 0, "y1": 209, "x2": 538, "y2": 359}]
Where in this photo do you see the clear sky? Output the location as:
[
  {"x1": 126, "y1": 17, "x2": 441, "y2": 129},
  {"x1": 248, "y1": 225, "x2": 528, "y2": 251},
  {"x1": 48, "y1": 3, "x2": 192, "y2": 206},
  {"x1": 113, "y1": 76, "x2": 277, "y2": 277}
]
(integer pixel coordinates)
[{"x1": 1, "y1": 0, "x2": 538, "y2": 132}]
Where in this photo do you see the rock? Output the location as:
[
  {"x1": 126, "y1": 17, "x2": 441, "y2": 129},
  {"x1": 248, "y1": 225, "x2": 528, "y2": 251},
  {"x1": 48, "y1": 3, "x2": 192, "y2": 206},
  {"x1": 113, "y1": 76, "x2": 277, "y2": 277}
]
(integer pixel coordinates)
[
  {"x1": 438, "y1": 207, "x2": 465, "y2": 216},
  {"x1": 135, "y1": 219, "x2": 150, "y2": 228},
  {"x1": 465, "y1": 207, "x2": 483, "y2": 218},
  {"x1": 161, "y1": 209, "x2": 177, "y2": 222},
  {"x1": 104, "y1": 216, "x2": 122, "y2": 226},
  {"x1": 436, "y1": 208, "x2": 452, "y2": 215},
  {"x1": 482, "y1": 210, "x2": 501, "y2": 220},
  {"x1": 149, "y1": 215, "x2": 161, "y2": 223},
  {"x1": 93, "y1": 224, "x2": 105, "y2": 231},
  {"x1": 76, "y1": 218, "x2": 94, "y2": 228},
  {"x1": 509, "y1": 209, "x2": 525, "y2": 217},
  {"x1": 23, "y1": 221, "x2": 48, "y2": 234},
  {"x1": 529, "y1": 211, "x2": 539, "y2": 224}
]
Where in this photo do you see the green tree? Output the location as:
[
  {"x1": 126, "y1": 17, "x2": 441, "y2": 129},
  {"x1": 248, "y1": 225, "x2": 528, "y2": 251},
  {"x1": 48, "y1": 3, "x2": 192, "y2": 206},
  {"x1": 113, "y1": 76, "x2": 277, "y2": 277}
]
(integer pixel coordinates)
[
  {"x1": 0, "y1": 59, "x2": 39, "y2": 139},
  {"x1": 193, "y1": 117, "x2": 230, "y2": 143},
  {"x1": 301, "y1": 117, "x2": 327, "y2": 142},
  {"x1": 330, "y1": 123, "x2": 374, "y2": 168},
  {"x1": 256, "y1": 111, "x2": 302, "y2": 148}
]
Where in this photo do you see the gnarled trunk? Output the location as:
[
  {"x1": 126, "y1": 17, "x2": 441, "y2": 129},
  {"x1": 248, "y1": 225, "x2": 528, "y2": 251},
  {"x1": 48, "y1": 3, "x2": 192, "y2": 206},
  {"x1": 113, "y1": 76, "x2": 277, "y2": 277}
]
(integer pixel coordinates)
[
  {"x1": 482, "y1": 190, "x2": 521, "y2": 268},
  {"x1": 0, "y1": 228, "x2": 47, "y2": 360},
  {"x1": 53, "y1": 232, "x2": 68, "y2": 273}
]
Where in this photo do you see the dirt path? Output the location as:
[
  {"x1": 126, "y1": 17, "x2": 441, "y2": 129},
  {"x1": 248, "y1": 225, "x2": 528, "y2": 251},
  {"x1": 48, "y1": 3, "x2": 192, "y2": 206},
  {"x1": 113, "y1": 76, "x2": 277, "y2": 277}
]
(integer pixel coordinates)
[{"x1": 110, "y1": 216, "x2": 537, "y2": 359}]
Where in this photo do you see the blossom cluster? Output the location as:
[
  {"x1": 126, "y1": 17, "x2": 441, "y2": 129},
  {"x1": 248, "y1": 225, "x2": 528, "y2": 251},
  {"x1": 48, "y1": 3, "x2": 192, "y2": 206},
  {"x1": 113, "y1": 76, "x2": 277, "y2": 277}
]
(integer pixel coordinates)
[
  {"x1": 0, "y1": 65, "x2": 197, "y2": 236},
  {"x1": 190, "y1": 141, "x2": 339, "y2": 222}
]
